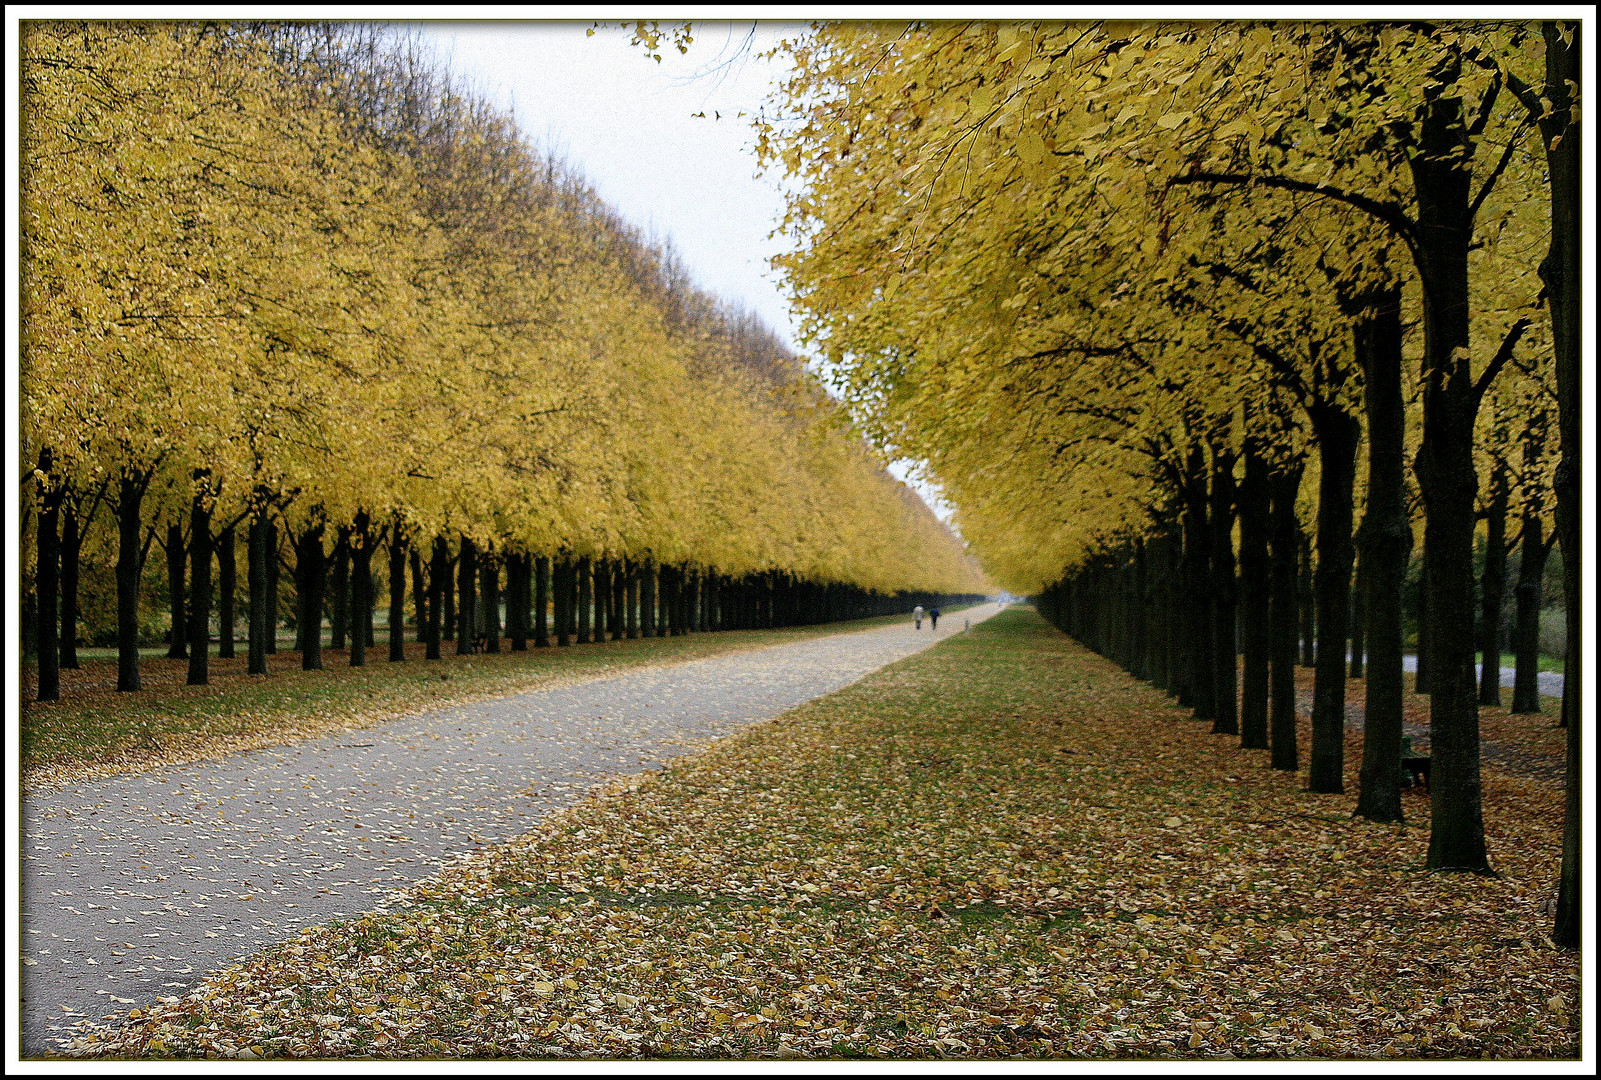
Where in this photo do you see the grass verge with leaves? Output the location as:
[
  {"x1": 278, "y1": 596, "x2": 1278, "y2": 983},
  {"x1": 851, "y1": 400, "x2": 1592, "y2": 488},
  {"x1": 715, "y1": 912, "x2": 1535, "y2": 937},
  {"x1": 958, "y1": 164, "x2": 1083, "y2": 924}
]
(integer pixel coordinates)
[
  {"x1": 72, "y1": 608, "x2": 1577, "y2": 1060},
  {"x1": 22, "y1": 608, "x2": 974, "y2": 791}
]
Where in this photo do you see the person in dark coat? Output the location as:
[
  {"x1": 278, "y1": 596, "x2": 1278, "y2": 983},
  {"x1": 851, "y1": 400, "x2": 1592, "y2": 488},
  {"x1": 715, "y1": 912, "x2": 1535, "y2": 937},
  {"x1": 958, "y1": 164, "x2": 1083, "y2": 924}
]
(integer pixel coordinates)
[{"x1": 929, "y1": 606, "x2": 940, "y2": 629}]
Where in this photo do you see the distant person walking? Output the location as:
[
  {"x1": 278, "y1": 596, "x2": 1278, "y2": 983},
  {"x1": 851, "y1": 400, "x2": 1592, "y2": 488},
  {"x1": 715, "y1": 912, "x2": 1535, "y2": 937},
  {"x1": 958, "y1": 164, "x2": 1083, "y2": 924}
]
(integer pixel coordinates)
[
  {"x1": 913, "y1": 604, "x2": 925, "y2": 630},
  {"x1": 929, "y1": 606, "x2": 940, "y2": 630}
]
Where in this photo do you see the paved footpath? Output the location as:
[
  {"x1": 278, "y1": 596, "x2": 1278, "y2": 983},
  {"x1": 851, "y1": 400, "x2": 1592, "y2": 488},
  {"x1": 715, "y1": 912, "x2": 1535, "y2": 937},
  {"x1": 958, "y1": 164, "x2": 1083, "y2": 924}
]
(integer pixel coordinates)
[{"x1": 21, "y1": 605, "x2": 1000, "y2": 1054}]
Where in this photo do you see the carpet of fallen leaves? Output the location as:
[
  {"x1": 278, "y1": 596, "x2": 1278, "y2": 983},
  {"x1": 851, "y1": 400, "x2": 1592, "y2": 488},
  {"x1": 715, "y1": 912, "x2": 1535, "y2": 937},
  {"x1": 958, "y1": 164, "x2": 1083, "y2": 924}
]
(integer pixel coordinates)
[{"x1": 72, "y1": 608, "x2": 1579, "y2": 1061}]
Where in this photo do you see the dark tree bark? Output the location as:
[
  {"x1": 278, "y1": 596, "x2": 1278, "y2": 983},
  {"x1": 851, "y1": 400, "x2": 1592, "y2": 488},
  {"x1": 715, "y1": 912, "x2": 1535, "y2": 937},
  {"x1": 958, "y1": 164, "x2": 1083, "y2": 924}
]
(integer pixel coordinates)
[
  {"x1": 641, "y1": 558, "x2": 657, "y2": 638},
  {"x1": 216, "y1": 524, "x2": 236, "y2": 660},
  {"x1": 248, "y1": 513, "x2": 269, "y2": 675},
  {"x1": 410, "y1": 546, "x2": 426, "y2": 649},
  {"x1": 481, "y1": 550, "x2": 501, "y2": 653},
  {"x1": 427, "y1": 536, "x2": 447, "y2": 661},
  {"x1": 1415, "y1": 561, "x2": 1431, "y2": 694},
  {"x1": 60, "y1": 495, "x2": 83, "y2": 671},
  {"x1": 1348, "y1": 548, "x2": 1366, "y2": 680},
  {"x1": 1531, "y1": 18, "x2": 1581, "y2": 952},
  {"x1": 1477, "y1": 452, "x2": 1510, "y2": 706},
  {"x1": 1409, "y1": 60, "x2": 1494, "y2": 873},
  {"x1": 534, "y1": 554, "x2": 551, "y2": 648},
  {"x1": 1308, "y1": 402, "x2": 1360, "y2": 794},
  {"x1": 1355, "y1": 296, "x2": 1411, "y2": 823},
  {"x1": 508, "y1": 553, "x2": 528, "y2": 651},
  {"x1": 165, "y1": 521, "x2": 187, "y2": 660},
  {"x1": 388, "y1": 528, "x2": 406, "y2": 662},
  {"x1": 1511, "y1": 517, "x2": 1548, "y2": 714},
  {"x1": 330, "y1": 527, "x2": 351, "y2": 651},
  {"x1": 1177, "y1": 441, "x2": 1211, "y2": 716},
  {"x1": 264, "y1": 519, "x2": 279, "y2": 655},
  {"x1": 1297, "y1": 531, "x2": 1315, "y2": 668},
  {"x1": 625, "y1": 558, "x2": 640, "y2": 639},
  {"x1": 456, "y1": 535, "x2": 476, "y2": 656},
  {"x1": 576, "y1": 556, "x2": 592, "y2": 644},
  {"x1": 295, "y1": 522, "x2": 326, "y2": 670},
  {"x1": 350, "y1": 512, "x2": 371, "y2": 667},
  {"x1": 554, "y1": 555, "x2": 572, "y2": 647},
  {"x1": 442, "y1": 550, "x2": 456, "y2": 642},
  {"x1": 115, "y1": 471, "x2": 150, "y2": 692},
  {"x1": 1237, "y1": 441, "x2": 1271, "y2": 749},
  {"x1": 187, "y1": 477, "x2": 213, "y2": 686},
  {"x1": 594, "y1": 558, "x2": 610, "y2": 641},
  {"x1": 1210, "y1": 437, "x2": 1238, "y2": 735},
  {"x1": 1269, "y1": 459, "x2": 1305, "y2": 772},
  {"x1": 34, "y1": 450, "x2": 61, "y2": 702},
  {"x1": 612, "y1": 560, "x2": 626, "y2": 641}
]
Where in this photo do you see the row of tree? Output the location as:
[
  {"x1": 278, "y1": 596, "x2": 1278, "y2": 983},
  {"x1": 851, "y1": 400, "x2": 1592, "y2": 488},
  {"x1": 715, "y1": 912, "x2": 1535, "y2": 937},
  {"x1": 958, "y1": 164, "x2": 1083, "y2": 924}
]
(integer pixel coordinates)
[
  {"x1": 758, "y1": 20, "x2": 1579, "y2": 946},
  {"x1": 21, "y1": 23, "x2": 984, "y2": 699}
]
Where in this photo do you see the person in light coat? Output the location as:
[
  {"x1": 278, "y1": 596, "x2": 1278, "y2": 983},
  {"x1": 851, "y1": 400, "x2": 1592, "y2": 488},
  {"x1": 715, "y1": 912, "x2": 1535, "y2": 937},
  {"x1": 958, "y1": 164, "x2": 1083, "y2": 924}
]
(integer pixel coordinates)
[{"x1": 913, "y1": 604, "x2": 924, "y2": 629}]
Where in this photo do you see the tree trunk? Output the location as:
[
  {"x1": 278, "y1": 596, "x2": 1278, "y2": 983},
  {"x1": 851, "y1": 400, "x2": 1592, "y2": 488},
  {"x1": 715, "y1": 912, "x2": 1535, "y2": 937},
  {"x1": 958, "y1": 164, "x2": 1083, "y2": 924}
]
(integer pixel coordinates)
[
  {"x1": 1238, "y1": 434, "x2": 1272, "y2": 749},
  {"x1": 1511, "y1": 517, "x2": 1547, "y2": 714},
  {"x1": 187, "y1": 479, "x2": 213, "y2": 686},
  {"x1": 612, "y1": 560, "x2": 626, "y2": 640},
  {"x1": 115, "y1": 472, "x2": 147, "y2": 692},
  {"x1": 427, "y1": 536, "x2": 447, "y2": 660},
  {"x1": 508, "y1": 553, "x2": 528, "y2": 651},
  {"x1": 1536, "y1": 18, "x2": 1580, "y2": 952},
  {"x1": 442, "y1": 550, "x2": 456, "y2": 641},
  {"x1": 295, "y1": 522, "x2": 326, "y2": 670},
  {"x1": 626, "y1": 559, "x2": 640, "y2": 638},
  {"x1": 330, "y1": 528, "x2": 351, "y2": 651},
  {"x1": 350, "y1": 512, "x2": 371, "y2": 667},
  {"x1": 166, "y1": 521, "x2": 187, "y2": 659},
  {"x1": 1269, "y1": 459, "x2": 1304, "y2": 772},
  {"x1": 1348, "y1": 548, "x2": 1366, "y2": 680},
  {"x1": 1176, "y1": 441, "x2": 1210, "y2": 715},
  {"x1": 481, "y1": 551, "x2": 501, "y2": 653},
  {"x1": 534, "y1": 554, "x2": 551, "y2": 648},
  {"x1": 1410, "y1": 63, "x2": 1489, "y2": 873},
  {"x1": 248, "y1": 513, "x2": 269, "y2": 675},
  {"x1": 1210, "y1": 437, "x2": 1238, "y2": 735},
  {"x1": 411, "y1": 546, "x2": 426, "y2": 650},
  {"x1": 217, "y1": 524, "x2": 236, "y2": 660},
  {"x1": 456, "y1": 535, "x2": 476, "y2": 656},
  {"x1": 1415, "y1": 563, "x2": 1430, "y2": 693},
  {"x1": 60, "y1": 495, "x2": 82, "y2": 671},
  {"x1": 388, "y1": 529, "x2": 406, "y2": 662},
  {"x1": 577, "y1": 556, "x2": 592, "y2": 644},
  {"x1": 35, "y1": 451, "x2": 60, "y2": 702},
  {"x1": 1477, "y1": 454, "x2": 1509, "y2": 705},
  {"x1": 641, "y1": 559, "x2": 657, "y2": 638},
  {"x1": 264, "y1": 519, "x2": 279, "y2": 655},
  {"x1": 1308, "y1": 402, "x2": 1359, "y2": 794},
  {"x1": 555, "y1": 555, "x2": 572, "y2": 647},
  {"x1": 1355, "y1": 295, "x2": 1410, "y2": 823},
  {"x1": 1298, "y1": 531, "x2": 1315, "y2": 668}
]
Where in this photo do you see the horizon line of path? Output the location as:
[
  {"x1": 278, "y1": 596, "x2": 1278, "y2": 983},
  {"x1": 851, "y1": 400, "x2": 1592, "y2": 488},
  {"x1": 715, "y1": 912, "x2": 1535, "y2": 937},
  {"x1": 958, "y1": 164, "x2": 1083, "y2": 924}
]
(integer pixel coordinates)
[{"x1": 20, "y1": 603, "x2": 1004, "y2": 1055}]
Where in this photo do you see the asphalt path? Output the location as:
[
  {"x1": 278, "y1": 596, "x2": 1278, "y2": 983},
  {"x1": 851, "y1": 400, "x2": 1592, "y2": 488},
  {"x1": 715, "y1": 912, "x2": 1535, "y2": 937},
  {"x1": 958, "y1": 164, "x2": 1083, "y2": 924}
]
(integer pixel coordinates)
[{"x1": 20, "y1": 605, "x2": 999, "y2": 1054}]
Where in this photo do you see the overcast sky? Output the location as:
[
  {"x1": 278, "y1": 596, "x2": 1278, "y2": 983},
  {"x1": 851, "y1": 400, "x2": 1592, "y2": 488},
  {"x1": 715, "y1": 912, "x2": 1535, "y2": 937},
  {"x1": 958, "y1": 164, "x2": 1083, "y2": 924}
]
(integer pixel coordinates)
[{"x1": 408, "y1": 20, "x2": 956, "y2": 522}]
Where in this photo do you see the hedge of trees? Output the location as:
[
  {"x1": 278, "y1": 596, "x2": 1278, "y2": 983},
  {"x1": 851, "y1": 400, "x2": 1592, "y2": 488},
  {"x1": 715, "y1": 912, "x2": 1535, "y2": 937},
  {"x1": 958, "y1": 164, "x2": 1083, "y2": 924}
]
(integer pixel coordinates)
[
  {"x1": 20, "y1": 24, "x2": 984, "y2": 699},
  {"x1": 758, "y1": 20, "x2": 1579, "y2": 947}
]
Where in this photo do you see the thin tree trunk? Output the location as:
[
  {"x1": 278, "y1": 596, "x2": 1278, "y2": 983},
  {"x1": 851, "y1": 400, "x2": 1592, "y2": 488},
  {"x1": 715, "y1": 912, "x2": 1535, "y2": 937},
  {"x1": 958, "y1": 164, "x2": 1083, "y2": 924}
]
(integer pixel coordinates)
[
  {"x1": 626, "y1": 558, "x2": 640, "y2": 639},
  {"x1": 1180, "y1": 441, "x2": 1213, "y2": 719},
  {"x1": 295, "y1": 522, "x2": 326, "y2": 671},
  {"x1": 456, "y1": 534, "x2": 476, "y2": 656},
  {"x1": 1477, "y1": 454, "x2": 1509, "y2": 705},
  {"x1": 1309, "y1": 402, "x2": 1359, "y2": 794},
  {"x1": 534, "y1": 554, "x2": 551, "y2": 648},
  {"x1": 555, "y1": 555, "x2": 572, "y2": 647},
  {"x1": 577, "y1": 556, "x2": 592, "y2": 644},
  {"x1": 641, "y1": 559, "x2": 657, "y2": 638},
  {"x1": 350, "y1": 512, "x2": 371, "y2": 667},
  {"x1": 1210, "y1": 436, "x2": 1238, "y2": 735},
  {"x1": 427, "y1": 536, "x2": 447, "y2": 661},
  {"x1": 388, "y1": 529, "x2": 406, "y2": 662},
  {"x1": 248, "y1": 513, "x2": 269, "y2": 675},
  {"x1": 442, "y1": 550, "x2": 456, "y2": 641},
  {"x1": 115, "y1": 472, "x2": 147, "y2": 692},
  {"x1": 482, "y1": 550, "x2": 501, "y2": 653},
  {"x1": 411, "y1": 546, "x2": 426, "y2": 648},
  {"x1": 1355, "y1": 295, "x2": 1410, "y2": 823},
  {"x1": 330, "y1": 528, "x2": 350, "y2": 651},
  {"x1": 35, "y1": 451, "x2": 60, "y2": 702},
  {"x1": 1269, "y1": 459, "x2": 1304, "y2": 772},
  {"x1": 1348, "y1": 548, "x2": 1366, "y2": 680},
  {"x1": 508, "y1": 553, "x2": 528, "y2": 651},
  {"x1": 1298, "y1": 531, "x2": 1315, "y2": 668},
  {"x1": 264, "y1": 520, "x2": 279, "y2": 655},
  {"x1": 1511, "y1": 518, "x2": 1547, "y2": 714},
  {"x1": 187, "y1": 479, "x2": 213, "y2": 686},
  {"x1": 217, "y1": 524, "x2": 236, "y2": 660}
]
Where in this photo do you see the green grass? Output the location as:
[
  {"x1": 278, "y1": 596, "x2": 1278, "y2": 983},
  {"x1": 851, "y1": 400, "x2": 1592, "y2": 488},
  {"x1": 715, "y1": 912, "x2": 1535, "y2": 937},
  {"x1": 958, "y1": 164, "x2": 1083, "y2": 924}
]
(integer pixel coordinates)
[
  {"x1": 1473, "y1": 651, "x2": 1565, "y2": 675},
  {"x1": 76, "y1": 608, "x2": 1577, "y2": 1061},
  {"x1": 22, "y1": 604, "x2": 982, "y2": 783}
]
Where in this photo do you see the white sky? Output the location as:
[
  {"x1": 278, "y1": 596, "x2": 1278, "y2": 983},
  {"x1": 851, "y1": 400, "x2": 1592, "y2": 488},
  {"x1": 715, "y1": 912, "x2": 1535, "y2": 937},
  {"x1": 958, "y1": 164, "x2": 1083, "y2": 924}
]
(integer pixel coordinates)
[{"x1": 407, "y1": 19, "x2": 957, "y2": 524}]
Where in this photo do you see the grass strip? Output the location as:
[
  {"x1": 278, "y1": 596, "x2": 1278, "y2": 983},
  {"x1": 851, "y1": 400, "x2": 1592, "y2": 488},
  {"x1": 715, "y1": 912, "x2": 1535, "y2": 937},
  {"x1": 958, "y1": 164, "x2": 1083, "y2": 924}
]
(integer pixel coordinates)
[
  {"x1": 69, "y1": 608, "x2": 1577, "y2": 1061},
  {"x1": 22, "y1": 607, "x2": 977, "y2": 789}
]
